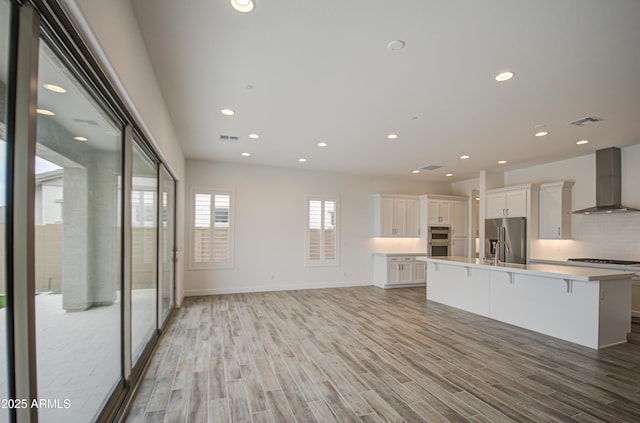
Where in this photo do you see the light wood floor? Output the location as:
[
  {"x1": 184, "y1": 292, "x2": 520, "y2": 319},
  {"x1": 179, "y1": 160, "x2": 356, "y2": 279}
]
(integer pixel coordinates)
[{"x1": 125, "y1": 287, "x2": 640, "y2": 422}]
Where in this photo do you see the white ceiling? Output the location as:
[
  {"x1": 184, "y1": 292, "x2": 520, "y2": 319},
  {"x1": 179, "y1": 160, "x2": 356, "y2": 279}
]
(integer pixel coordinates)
[{"x1": 130, "y1": 0, "x2": 640, "y2": 181}]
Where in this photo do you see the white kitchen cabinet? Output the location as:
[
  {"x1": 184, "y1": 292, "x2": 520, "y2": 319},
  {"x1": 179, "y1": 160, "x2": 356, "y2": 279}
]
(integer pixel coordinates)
[
  {"x1": 427, "y1": 199, "x2": 451, "y2": 225},
  {"x1": 451, "y1": 238, "x2": 467, "y2": 257},
  {"x1": 373, "y1": 254, "x2": 427, "y2": 288},
  {"x1": 423, "y1": 195, "x2": 467, "y2": 230},
  {"x1": 374, "y1": 194, "x2": 420, "y2": 237},
  {"x1": 414, "y1": 261, "x2": 426, "y2": 283},
  {"x1": 387, "y1": 256, "x2": 414, "y2": 284},
  {"x1": 421, "y1": 194, "x2": 469, "y2": 257},
  {"x1": 486, "y1": 187, "x2": 528, "y2": 218},
  {"x1": 451, "y1": 200, "x2": 468, "y2": 237},
  {"x1": 539, "y1": 181, "x2": 574, "y2": 239},
  {"x1": 405, "y1": 198, "x2": 421, "y2": 237}
]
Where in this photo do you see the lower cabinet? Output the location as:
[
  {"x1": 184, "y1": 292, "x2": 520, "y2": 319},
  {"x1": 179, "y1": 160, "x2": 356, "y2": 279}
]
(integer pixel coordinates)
[
  {"x1": 373, "y1": 254, "x2": 426, "y2": 288},
  {"x1": 633, "y1": 279, "x2": 640, "y2": 319}
]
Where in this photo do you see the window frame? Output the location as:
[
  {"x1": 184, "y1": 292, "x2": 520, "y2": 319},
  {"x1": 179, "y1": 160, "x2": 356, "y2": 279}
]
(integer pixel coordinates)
[
  {"x1": 189, "y1": 187, "x2": 234, "y2": 270},
  {"x1": 304, "y1": 195, "x2": 340, "y2": 267}
]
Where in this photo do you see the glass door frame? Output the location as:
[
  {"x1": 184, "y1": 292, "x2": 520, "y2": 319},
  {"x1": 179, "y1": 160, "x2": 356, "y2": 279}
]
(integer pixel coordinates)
[
  {"x1": 4, "y1": 1, "x2": 179, "y2": 421},
  {"x1": 158, "y1": 163, "x2": 176, "y2": 329}
]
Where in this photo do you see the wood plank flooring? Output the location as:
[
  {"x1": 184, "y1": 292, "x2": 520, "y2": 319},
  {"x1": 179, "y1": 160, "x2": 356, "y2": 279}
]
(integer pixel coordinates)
[{"x1": 125, "y1": 287, "x2": 640, "y2": 422}]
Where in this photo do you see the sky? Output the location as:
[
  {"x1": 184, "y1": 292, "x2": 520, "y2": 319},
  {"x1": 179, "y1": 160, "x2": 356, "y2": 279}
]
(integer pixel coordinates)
[{"x1": 0, "y1": 141, "x2": 62, "y2": 206}]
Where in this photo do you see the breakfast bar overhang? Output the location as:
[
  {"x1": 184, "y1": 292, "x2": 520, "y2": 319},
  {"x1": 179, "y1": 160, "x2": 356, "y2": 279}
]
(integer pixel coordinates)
[{"x1": 417, "y1": 256, "x2": 634, "y2": 349}]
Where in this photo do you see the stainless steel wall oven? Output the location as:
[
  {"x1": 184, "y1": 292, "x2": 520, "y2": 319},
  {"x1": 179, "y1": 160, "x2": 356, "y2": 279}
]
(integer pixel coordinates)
[{"x1": 428, "y1": 226, "x2": 451, "y2": 257}]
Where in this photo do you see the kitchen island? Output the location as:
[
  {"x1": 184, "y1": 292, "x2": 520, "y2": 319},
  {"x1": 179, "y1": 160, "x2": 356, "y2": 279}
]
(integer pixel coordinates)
[{"x1": 416, "y1": 256, "x2": 633, "y2": 349}]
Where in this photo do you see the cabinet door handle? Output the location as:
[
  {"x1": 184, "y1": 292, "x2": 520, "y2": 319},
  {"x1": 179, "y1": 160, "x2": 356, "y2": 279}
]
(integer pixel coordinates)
[
  {"x1": 558, "y1": 227, "x2": 561, "y2": 236},
  {"x1": 502, "y1": 208, "x2": 505, "y2": 216}
]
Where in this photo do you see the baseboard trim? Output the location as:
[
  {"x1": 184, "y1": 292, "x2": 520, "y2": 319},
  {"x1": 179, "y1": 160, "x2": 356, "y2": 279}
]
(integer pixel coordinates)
[{"x1": 185, "y1": 280, "x2": 372, "y2": 296}]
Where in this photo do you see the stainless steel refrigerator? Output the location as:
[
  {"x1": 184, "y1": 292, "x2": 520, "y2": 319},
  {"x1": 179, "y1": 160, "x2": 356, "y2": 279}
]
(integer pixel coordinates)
[{"x1": 485, "y1": 217, "x2": 527, "y2": 264}]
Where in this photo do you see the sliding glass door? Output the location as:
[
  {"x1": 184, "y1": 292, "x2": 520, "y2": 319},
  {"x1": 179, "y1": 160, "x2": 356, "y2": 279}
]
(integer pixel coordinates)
[
  {"x1": 34, "y1": 40, "x2": 123, "y2": 422},
  {"x1": 0, "y1": 3, "x2": 178, "y2": 421},
  {"x1": 160, "y1": 165, "x2": 175, "y2": 324},
  {"x1": 0, "y1": 2, "x2": 10, "y2": 422},
  {"x1": 131, "y1": 139, "x2": 158, "y2": 366}
]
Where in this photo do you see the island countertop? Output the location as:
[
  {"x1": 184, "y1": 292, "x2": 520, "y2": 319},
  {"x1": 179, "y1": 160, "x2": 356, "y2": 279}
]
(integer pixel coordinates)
[
  {"x1": 417, "y1": 256, "x2": 633, "y2": 349},
  {"x1": 416, "y1": 256, "x2": 632, "y2": 282}
]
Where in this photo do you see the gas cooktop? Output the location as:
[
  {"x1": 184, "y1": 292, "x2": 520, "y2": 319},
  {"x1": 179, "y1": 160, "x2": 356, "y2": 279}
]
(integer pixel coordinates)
[{"x1": 568, "y1": 258, "x2": 640, "y2": 266}]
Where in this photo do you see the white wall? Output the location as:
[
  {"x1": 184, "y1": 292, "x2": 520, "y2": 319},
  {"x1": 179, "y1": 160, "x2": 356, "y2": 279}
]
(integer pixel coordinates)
[
  {"x1": 185, "y1": 160, "x2": 451, "y2": 295},
  {"x1": 504, "y1": 144, "x2": 640, "y2": 261},
  {"x1": 60, "y1": 0, "x2": 187, "y2": 302},
  {"x1": 451, "y1": 178, "x2": 479, "y2": 197}
]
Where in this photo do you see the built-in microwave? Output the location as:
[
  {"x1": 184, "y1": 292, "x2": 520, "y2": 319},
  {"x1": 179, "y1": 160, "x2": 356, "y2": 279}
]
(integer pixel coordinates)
[{"x1": 428, "y1": 226, "x2": 451, "y2": 257}]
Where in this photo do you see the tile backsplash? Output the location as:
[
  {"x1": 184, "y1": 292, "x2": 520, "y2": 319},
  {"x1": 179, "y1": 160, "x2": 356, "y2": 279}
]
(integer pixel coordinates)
[{"x1": 531, "y1": 212, "x2": 640, "y2": 261}]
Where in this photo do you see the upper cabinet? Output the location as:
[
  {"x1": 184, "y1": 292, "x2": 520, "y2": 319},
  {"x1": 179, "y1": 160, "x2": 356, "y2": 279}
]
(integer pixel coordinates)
[
  {"x1": 539, "y1": 181, "x2": 574, "y2": 239},
  {"x1": 422, "y1": 194, "x2": 468, "y2": 237},
  {"x1": 486, "y1": 187, "x2": 529, "y2": 218},
  {"x1": 374, "y1": 194, "x2": 420, "y2": 237},
  {"x1": 427, "y1": 199, "x2": 451, "y2": 225}
]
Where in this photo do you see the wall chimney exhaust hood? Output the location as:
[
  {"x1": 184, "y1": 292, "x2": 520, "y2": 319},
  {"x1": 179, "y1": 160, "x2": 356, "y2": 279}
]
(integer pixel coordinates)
[{"x1": 573, "y1": 147, "x2": 640, "y2": 214}]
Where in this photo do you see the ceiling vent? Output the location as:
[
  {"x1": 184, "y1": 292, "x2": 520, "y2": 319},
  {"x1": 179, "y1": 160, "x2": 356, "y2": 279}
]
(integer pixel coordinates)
[
  {"x1": 219, "y1": 135, "x2": 239, "y2": 142},
  {"x1": 569, "y1": 116, "x2": 603, "y2": 126},
  {"x1": 420, "y1": 164, "x2": 443, "y2": 171}
]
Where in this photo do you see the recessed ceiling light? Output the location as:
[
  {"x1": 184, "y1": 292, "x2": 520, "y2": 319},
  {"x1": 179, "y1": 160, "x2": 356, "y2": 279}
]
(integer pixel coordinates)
[
  {"x1": 74, "y1": 136, "x2": 88, "y2": 142},
  {"x1": 412, "y1": 170, "x2": 420, "y2": 174},
  {"x1": 241, "y1": 152, "x2": 251, "y2": 157},
  {"x1": 387, "y1": 134, "x2": 398, "y2": 140},
  {"x1": 446, "y1": 173, "x2": 453, "y2": 177},
  {"x1": 231, "y1": 0, "x2": 255, "y2": 13},
  {"x1": 387, "y1": 40, "x2": 406, "y2": 51},
  {"x1": 534, "y1": 124, "x2": 548, "y2": 137},
  {"x1": 576, "y1": 139, "x2": 589, "y2": 145},
  {"x1": 248, "y1": 133, "x2": 259, "y2": 139},
  {"x1": 498, "y1": 160, "x2": 507, "y2": 164},
  {"x1": 317, "y1": 142, "x2": 328, "y2": 147},
  {"x1": 36, "y1": 108, "x2": 55, "y2": 116},
  {"x1": 221, "y1": 108, "x2": 235, "y2": 116},
  {"x1": 495, "y1": 71, "x2": 514, "y2": 82},
  {"x1": 43, "y1": 83, "x2": 66, "y2": 93},
  {"x1": 298, "y1": 158, "x2": 307, "y2": 163},
  {"x1": 459, "y1": 154, "x2": 470, "y2": 160}
]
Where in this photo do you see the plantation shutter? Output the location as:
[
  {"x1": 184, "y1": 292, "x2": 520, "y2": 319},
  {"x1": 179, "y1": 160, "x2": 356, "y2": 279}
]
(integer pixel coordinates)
[
  {"x1": 213, "y1": 194, "x2": 230, "y2": 265},
  {"x1": 306, "y1": 197, "x2": 338, "y2": 265},
  {"x1": 191, "y1": 190, "x2": 232, "y2": 268},
  {"x1": 323, "y1": 200, "x2": 336, "y2": 260}
]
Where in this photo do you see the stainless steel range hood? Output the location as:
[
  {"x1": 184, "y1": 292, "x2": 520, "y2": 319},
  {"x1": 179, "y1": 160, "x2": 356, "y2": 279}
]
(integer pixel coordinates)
[{"x1": 573, "y1": 147, "x2": 640, "y2": 214}]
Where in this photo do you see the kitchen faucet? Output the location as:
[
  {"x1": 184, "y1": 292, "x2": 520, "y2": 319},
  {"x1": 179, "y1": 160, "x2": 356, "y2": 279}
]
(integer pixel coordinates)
[
  {"x1": 493, "y1": 239, "x2": 507, "y2": 265},
  {"x1": 493, "y1": 227, "x2": 509, "y2": 265}
]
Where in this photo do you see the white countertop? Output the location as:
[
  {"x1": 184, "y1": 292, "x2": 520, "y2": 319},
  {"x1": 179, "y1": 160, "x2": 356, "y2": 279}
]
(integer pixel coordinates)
[
  {"x1": 530, "y1": 258, "x2": 640, "y2": 271},
  {"x1": 373, "y1": 252, "x2": 427, "y2": 257},
  {"x1": 417, "y1": 256, "x2": 633, "y2": 282}
]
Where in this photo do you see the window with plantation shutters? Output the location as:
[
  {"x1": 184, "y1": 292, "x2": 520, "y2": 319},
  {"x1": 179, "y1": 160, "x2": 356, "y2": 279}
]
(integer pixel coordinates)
[
  {"x1": 191, "y1": 189, "x2": 233, "y2": 269},
  {"x1": 305, "y1": 196, "x2": 339, "y2": 266}
]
